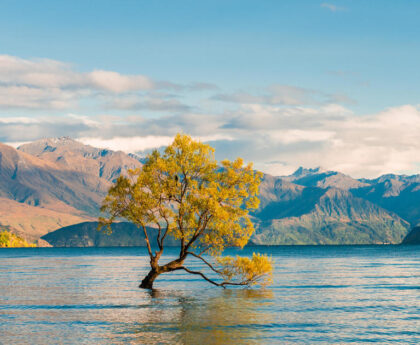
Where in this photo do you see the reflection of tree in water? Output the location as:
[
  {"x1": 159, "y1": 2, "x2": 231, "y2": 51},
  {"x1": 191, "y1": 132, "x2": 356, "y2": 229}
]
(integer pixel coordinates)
[
  {"x1": 119, "y1": 289, "x2": 274, "y2": 345},
  {"x1": 179, "y1": 289, "x2": 274, "y2": 345}
]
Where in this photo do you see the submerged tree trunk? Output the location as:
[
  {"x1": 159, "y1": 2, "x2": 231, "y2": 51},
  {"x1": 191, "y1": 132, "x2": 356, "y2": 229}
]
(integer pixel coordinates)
[
  {"x1": 139, "y1": 258, "x2": 185, "y2": 289},
  {"x1": 139, "y1": 268, "x2": 161, "y2": 289}
]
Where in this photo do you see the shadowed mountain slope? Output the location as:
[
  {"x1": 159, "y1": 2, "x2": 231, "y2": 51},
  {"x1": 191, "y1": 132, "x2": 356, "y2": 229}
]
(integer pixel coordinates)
[
  {"x1": 0, "y1": 139, "x2": 418, "y2": 245},
  {"x1": 353, "y1": 174, "x2": 420, "y2": 226},
  {"x1": 280, "y1": 167, "x2": 420, "y2": 227},
  {"x1": 42, "y1": 221, "x2": 178, "y2": 247},
  {"x1": 402, "y1": 226, "x2": 420, "y2": 244},
  {"x1": 254, "y1": 175, "x2": 409, "y2": 245}
]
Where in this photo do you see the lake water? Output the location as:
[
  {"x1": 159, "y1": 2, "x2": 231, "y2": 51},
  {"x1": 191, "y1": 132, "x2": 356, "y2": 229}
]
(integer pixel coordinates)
[{"x1": 0, "y1": 246, "x2": 419, "y2": 344}]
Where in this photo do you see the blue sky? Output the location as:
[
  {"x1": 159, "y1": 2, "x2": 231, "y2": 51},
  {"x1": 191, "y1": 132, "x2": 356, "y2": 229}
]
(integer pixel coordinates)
[{"x1": 0, "y1": 1, "x2": 420, "y2": 177}]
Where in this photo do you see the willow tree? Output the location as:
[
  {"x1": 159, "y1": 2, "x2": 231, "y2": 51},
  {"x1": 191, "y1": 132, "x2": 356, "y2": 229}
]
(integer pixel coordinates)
[{"x1": 99, "y1": 134, "x2": 272, "y2": 289}]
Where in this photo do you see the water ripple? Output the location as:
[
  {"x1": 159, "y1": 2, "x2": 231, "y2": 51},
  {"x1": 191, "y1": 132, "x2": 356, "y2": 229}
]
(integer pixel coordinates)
[{"x1": 0, "y1": 245, "x2": 419, "y2": 344}]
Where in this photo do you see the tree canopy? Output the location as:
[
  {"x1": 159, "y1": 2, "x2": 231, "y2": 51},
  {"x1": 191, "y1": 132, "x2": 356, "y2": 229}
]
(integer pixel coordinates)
[{"x1": 99, "y1": 134, "x2": 272, "y2": 289}]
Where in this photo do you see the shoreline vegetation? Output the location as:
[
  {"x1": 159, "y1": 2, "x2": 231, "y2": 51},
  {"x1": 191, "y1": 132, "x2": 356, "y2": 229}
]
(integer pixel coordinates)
[{"x1": 0, "y1": 230, "x2": 36, "y2": 248}]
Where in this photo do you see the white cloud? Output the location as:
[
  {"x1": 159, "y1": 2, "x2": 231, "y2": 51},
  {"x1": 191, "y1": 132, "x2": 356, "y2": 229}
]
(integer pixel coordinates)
[
  {"x1": 77, "y1": 136, "x2": 174, "y2": 153},
  {"x1": 108, "y1": 95, "x2": 191, "y2": 112},
  {"x1": 1, "y1": 103, "x2": 420, "y2": 178},
  {"x1": 0, "y1": 85, "x2": 77, "y2": 109},
  {"x1": 87, "y1": 70, "x2": 154, "y2": 93},
  {"x1": 0, "y1": 55, "x2": 193, "y2": 111},
  {"x1": 269, "y1": 129, "x2": 335, "y2": 144},
  {"x1": 213, "y1": 85, "x2": 319, "y2": 106},
  {"x1": 0, "y1": 55, "x2": 153, "y2": 92},
  {"x1": 1, "y1": 54, "x2": 420, "y2": 178},
  {"x1": 0, "y1": 117, "x2": 39, "y2": 124},
  {"x1": 247, "y1": 104, "x2": 420, "y2": 178},
  {"x1": 68, "y1": 114, "x2": 101, "y2": 127},
  {"x1": 212, "y1": 85, "x2": 356, "y2": 107},
  {"x1": 77, "y1": 134, "x2": 234, "y2": 153},
  {"x1": 321, "y1": 3, "x2": 346, "y2": 12},
  {"x1": 4, "y1": 140, "x2": 31, "y2": 148}
]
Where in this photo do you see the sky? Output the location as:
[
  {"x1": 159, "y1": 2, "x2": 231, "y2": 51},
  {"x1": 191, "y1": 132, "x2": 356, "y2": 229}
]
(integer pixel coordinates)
[{"x1": 0, "y1": 0, "x2": 420, "y2": 178}]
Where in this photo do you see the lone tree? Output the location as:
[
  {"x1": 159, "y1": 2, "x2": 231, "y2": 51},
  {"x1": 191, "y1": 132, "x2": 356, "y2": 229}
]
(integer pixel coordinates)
[{"x1": 99, "y1": 134, "x2": 272, "y2": 289}]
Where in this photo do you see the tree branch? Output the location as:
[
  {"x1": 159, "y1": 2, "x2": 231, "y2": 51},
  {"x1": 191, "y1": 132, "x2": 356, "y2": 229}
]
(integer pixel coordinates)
[
  {"x1": 220, "y1": 281, "x2": 250, "y2": 287},
  {"x1": 160, "y1": 215, "x2": 171, "y2": 245},
  {"x1": 186, "y1": 251, "x2": 222, "y2": 274},
  {"x1": 180, "y1": 266, "x2": 222, "y2": 287},
  {"x1": 184, "y1": 213, "x2": 212, "y2": 252},
  {"x1": 155, "y1": 221, "x2": 162, "y2": 250},
  {"x1": 180, "y1": 266, "x2": 251, "y2": 288},
  {"x1": 141, "y1": 224, "x2": 153, "y2": 259}
]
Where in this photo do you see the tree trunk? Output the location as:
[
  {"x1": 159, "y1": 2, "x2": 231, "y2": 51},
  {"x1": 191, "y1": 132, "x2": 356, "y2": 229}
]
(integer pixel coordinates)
[{"x1": 139, "y1": 268, "x2": 161, "y2": 289}]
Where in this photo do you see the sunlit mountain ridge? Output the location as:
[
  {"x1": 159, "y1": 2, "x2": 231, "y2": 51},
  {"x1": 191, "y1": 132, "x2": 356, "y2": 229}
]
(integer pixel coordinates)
[{"x1": 0, "y1": 137, "x2": 418, "y2": 245}]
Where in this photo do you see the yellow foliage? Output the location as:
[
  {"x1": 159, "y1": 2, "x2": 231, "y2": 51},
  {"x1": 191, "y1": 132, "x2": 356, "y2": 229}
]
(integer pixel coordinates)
[
  {"x1": 217, "y1": 253, "x2": 273, "y2": 287},
  {"x1": 100, "y1": 133, "x2": 273, "y2": 287},
  {"x1": 0, "y1": 230, "x2": 36, "y2": 248}
]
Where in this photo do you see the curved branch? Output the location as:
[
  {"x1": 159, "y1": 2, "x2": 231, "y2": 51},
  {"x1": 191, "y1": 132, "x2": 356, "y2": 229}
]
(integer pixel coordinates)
[
  {"x1": 180, "y1": 266, "x2": 251, "y2": 288},
  {"x1": 184, "y1": 213, "x2": 213, "y2": 252},
  {"x1": 140, "y1": 224, "x2": 153, "y2": 259},
  {"x1": 220, "y1": 281, "x2": 250, "y2": 287},
  {"x1": 155, "y1": 221, "x2": 162, "y2": 250},
  {"x1": 159, "y1": 211, "x2": 171, "y2": 246},
  {"x1": 186, "y1": 251, "x2": 222, "y2": 274},
  {"x1": 180, "y1": 266, "x2": 222, "y2": 287}
]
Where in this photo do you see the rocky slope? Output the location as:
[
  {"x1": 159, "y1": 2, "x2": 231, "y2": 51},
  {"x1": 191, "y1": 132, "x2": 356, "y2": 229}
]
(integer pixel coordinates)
[
  {"x1": 0, "y1": 141, "x2": 106, "y2": 215},
  {"x1": 0, "y1": 138, "x2": 142, "y2": 241},
  {"x1": 285, "y1": 167, "x2": 420, "y2": 227},
  {"x1": 253, "y1": 175, "x2": 409, "y2": 244},
  {"x1": 353, "y1": 174, "x2": 420, "y2": 226},
  {"x1": 0, "y1": 198, "x2": 91, "y2": 242},
  {"x1": 0, "y1": 139, "x2": 419, "y2": 245},
  {"x1": 18, "y1": 137, "x2": 142, "y2": 183},
  {"x1": 282, "y1": 167, "x2": 369, "y2": 190}
]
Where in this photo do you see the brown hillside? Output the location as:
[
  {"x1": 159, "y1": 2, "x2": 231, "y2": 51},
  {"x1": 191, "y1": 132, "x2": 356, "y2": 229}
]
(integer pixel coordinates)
[{"x1": 0, "y1": 198, "x2": 92, "y2": 242}]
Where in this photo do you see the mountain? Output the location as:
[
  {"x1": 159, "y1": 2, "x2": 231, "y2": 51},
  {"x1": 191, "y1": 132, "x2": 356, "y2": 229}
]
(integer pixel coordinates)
[
  {"x1": 0, "y1": 141, "x2": 105, "y2": 215},
  {"x1": 277, "y1": 166, "x2": 420, "y2": 229},
  {"x1": 18, "y1": 137, "x2": 142, "y2": 183},
  {"x1": 253, "y1": 175, "x2": 409, "y2": 245},
  {"x1": 1, "y1": 139, "x2": 419, "y2": 245},
  {"x1": 282, "y1": 167, "x2": 369, "y2": 190},
  {"x1": 0, "y1": 138, "x2": 142, "y2": 241},
  {"x1": 352, "y1": 174, "x2": 420, "y2": 226},
  {"x1": 402, "y1": 226, "x2": 420, "y2": 244},
  {"x1": 0, "y1": 137, "x2": 143, "y2": 216},
  {"x1": 0, "y1": 198, "x2": 91, "y2": 242},
  {"x1": 42, "y1": 221, "x2": 178, "y2": 247}
]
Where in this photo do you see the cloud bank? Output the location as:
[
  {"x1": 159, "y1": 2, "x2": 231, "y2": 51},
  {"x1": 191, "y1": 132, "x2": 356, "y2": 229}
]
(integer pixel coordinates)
[
  {"x1": 0, "y1": 55, "x2": 193, "y2": 111},
  {"x1": 3, "y1": 103, "x2": 420, "y2": 179},
  {"x1": 1, "y1": 54, "x2": 420, "y2": 178}
]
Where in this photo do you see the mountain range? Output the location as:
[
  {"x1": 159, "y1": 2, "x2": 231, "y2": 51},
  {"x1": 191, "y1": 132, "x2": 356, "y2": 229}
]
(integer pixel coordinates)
[{"x1": 0, "y1": 137, "x2": 418, "y2": 245}]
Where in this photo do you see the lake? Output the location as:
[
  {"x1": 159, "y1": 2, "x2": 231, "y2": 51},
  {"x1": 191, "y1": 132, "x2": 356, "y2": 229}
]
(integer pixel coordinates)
[{"x1": 0, "y1": 245, "x2": 419, "y2": 344}]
